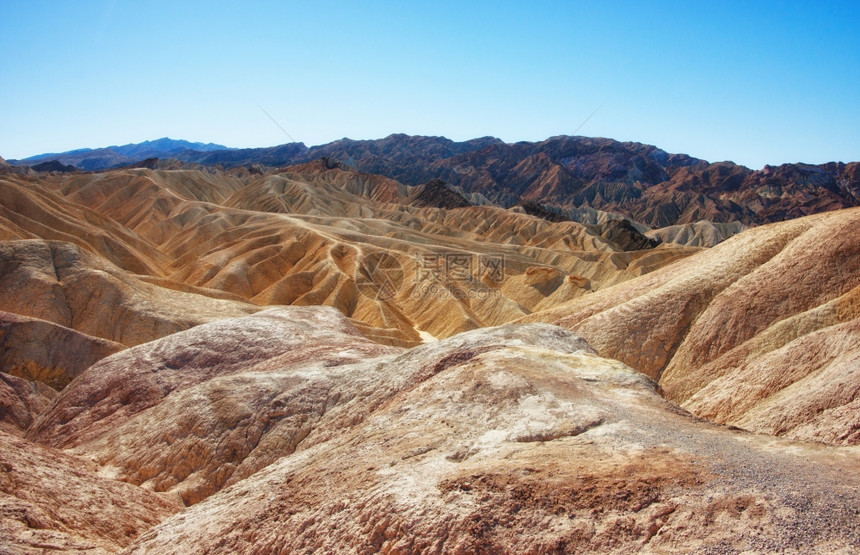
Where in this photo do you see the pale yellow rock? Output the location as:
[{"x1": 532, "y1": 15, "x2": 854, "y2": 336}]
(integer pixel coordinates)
[
  {"x1": 527, "y1": 207, "x2": 860, "y2": 445},
  {"x1": 0, "y1": 166, "x2": 697, "y2": 352}
]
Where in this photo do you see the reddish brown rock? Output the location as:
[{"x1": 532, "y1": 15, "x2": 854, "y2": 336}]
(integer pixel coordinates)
[
  {"x1": 0, "y1": 430, "x2": 180, "y2": 553},
  {"x1": 283, "y1": 135, "x2": 859, "y2": 228},
  {"x1": 0, "y1": 373, "x2": 56, "y2": 435}
]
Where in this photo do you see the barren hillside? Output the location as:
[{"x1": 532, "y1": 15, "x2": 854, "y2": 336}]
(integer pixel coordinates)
[{"x1": 0, "y1": 159, "x2": 857, "y2": 553}]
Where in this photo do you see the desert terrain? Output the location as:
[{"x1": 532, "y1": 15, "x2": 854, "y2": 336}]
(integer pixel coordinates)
[{"x1": 1, "y1": 136, "x2": 859, "y2": 553}]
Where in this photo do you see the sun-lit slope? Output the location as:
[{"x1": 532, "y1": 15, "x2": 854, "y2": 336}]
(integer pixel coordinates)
[
  {"x1": 524, "y1": 207, "x2": 860, "y2": 445},
  {"x1": 0, "y1": 240, "x2": 257, "y2": 347},
  {"x1": 22, "y1": 164, "x2": 696, "y2": 345},
  {"x1": 0, "y1": 175, "x2": 266, "y2": 385},
  {"x1": 26, "y1": 306, "x2": 848, "y2": 554},
  {"x1": 177, "y1": 207, "x2": 691, "y2": 341},
  {"x1": 55, "y1": 168, "x2": 250, "y2": 245},
  {"x1": 647, "y1": 220, "x2": 748, "y2": 247},
  {"x1": 222, "y1": 162, "x2": 629, "y2": 253},
  {"x1": 276, "y1": 158, "x2": 412, "y2": 204},
  {"x1": 0, "y1": 175, "x2": 168, "y2": 275}
]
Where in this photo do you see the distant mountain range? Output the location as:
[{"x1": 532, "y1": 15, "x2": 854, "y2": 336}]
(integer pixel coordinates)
[
  {"x1": 7, "y1": 134, "x2": 859, "y2": 228},
  {"x1": 10, "y1": 138, "x2": 229, "y2": 171}
]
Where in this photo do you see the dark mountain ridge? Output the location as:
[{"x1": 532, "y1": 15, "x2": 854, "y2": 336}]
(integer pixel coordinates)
[
  {"x1": 185, "y1": 134, "x2": 860, "y2": 227},
  {"x1": 10, "y1": 138, "x2": 229, "y2": 171},
  {"x1": 14, "y1": 134, "x2": 860, "y2": 229}
]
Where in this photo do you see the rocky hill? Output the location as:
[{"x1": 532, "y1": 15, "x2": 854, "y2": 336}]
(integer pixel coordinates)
[
  {"x1": 10, "y1": 138, "x2": 228, "y2": 171},
  {"x1": 1, "y1": 165, "x2": 694, "y2": 351},
  {"x1": 5, "y1": 307, "x2": 857, "y2": 553},
  {"x1": 181, "y1": 134, "x2": 860, "y2": 228},
  {"x1": 526, "y1": 207, "x2": 860, "y2": 446}
]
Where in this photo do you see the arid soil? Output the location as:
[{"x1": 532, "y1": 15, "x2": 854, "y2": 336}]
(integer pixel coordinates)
[{"x1": 0, "y1": 161, "x2": 857, "y2": 553}]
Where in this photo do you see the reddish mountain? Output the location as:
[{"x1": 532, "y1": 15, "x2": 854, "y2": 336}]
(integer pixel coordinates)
[{"x1": 21, "y1": 135, "x2": 859, "y2": 230}]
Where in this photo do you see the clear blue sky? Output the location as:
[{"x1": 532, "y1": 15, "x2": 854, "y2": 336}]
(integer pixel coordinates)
[{"x1": 1, "y1": 1, "x2": 858, "y2": 168}]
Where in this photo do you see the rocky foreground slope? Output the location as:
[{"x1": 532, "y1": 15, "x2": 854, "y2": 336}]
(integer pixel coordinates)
[
  {"x1": 0, "y1": 307, "x2": 856, "y2": 553},
  {"x1": 0, "y1": 430, "x2": 180, "y2": 553}
]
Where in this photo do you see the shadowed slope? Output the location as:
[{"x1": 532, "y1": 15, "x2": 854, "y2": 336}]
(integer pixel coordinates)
[
  {"x1": 0, "y1": 240, "x2": 257, "y2": 346},
  {"x1": 0, "y1": 311, "x2": 123, "y2": 390},
  {"x1": 0, "y1": 373, "x2": 56, "y2": 435}
]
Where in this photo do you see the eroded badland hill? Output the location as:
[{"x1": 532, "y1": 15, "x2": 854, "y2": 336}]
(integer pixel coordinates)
[{"x1": 1, "y1": 139, "x2": 859, "y2": 553}]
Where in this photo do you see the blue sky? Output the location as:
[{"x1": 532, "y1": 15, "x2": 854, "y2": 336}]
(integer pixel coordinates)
[{"x1": 1, "y1": 1, "x2": 858, "y2": 168}]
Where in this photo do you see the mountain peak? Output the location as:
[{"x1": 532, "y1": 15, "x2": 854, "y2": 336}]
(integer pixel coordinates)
[{"x1": 118, "y1": 137, "x2": 229, "y2": 152}]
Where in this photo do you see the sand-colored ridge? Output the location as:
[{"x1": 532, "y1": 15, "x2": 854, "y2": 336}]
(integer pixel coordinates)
[
  {"x1": 526, "y1": 207, "x2": 860, "y2": 445},
  {"x1": 1, "y1": 165, "x2": 696, "y2": 351}
]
